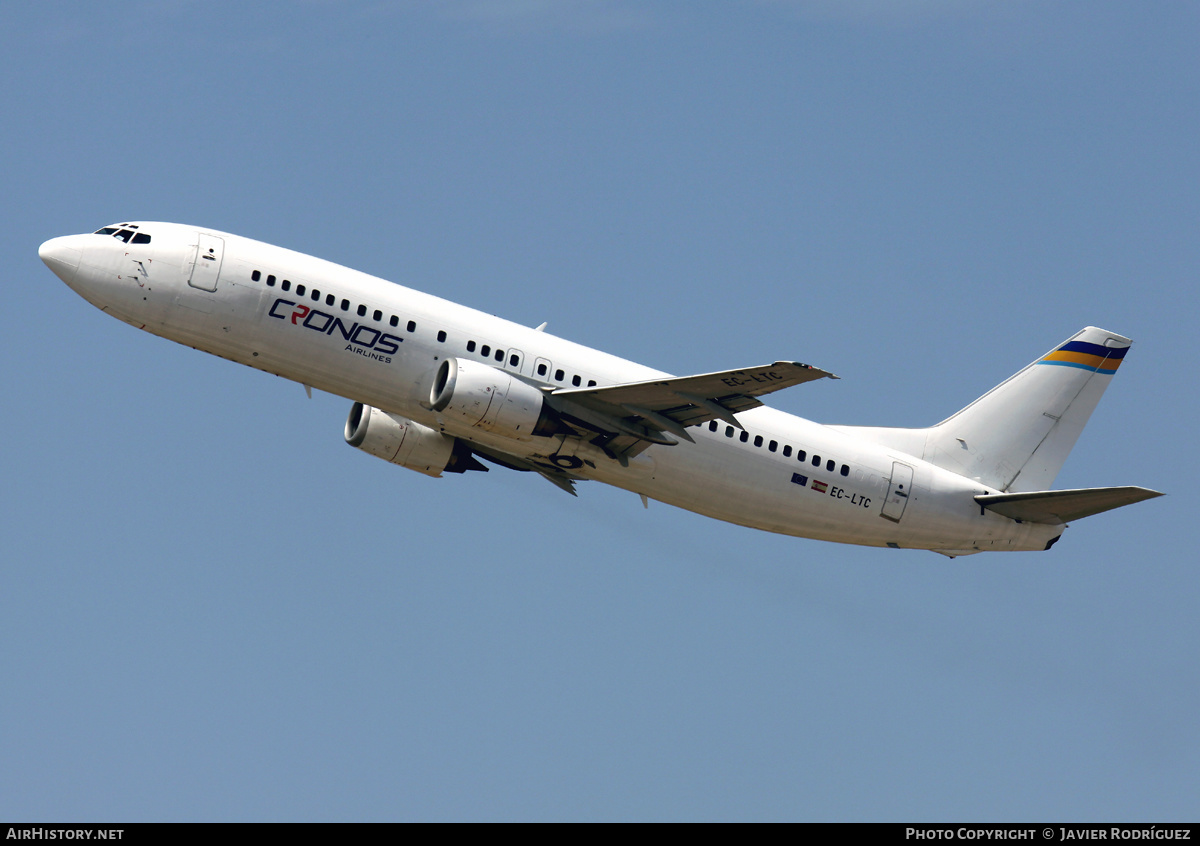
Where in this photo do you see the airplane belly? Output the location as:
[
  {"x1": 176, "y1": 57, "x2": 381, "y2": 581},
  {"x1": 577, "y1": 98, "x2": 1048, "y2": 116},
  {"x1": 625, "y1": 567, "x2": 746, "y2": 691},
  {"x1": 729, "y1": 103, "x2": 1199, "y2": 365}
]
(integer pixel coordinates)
[{"x1": 631, "y1": 440, "x2": 890, "y2": 546}]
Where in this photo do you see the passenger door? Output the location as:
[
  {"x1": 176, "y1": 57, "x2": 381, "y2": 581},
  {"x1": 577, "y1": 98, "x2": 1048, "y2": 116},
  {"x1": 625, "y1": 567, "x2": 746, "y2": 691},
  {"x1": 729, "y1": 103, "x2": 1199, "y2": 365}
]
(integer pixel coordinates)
[
  {"x1": 881, "y1": 461, "x2": 914, "y2": 523},
  {"x1": 188, "y1": 233, "x2": 224, "y2": 292}
]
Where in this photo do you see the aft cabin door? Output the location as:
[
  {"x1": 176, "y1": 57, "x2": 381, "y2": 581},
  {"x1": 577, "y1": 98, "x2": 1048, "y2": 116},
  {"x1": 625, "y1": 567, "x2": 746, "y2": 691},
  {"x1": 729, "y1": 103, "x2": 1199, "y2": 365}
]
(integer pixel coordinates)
[
  {"x1": 881, "y1": 461, "x2": 914, "y2": 523},
  {"x1": 188, "y1": 233, "x2": 225, "y2": 292}
]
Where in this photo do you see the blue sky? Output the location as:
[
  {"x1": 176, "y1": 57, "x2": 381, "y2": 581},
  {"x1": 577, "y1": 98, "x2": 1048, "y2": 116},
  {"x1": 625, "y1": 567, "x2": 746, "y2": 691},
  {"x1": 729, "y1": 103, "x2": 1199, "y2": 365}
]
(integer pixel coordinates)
[{"x1": 2, "y1": 0, "x2": 1196, "y2": 821}]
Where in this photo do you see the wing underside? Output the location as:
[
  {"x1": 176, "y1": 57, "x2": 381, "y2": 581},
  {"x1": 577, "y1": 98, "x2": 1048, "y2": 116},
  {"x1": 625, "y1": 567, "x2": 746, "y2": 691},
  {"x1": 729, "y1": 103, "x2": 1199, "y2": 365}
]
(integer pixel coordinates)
[{"x1": 545, "y1": 361, "x2": 836, "y2": 459}]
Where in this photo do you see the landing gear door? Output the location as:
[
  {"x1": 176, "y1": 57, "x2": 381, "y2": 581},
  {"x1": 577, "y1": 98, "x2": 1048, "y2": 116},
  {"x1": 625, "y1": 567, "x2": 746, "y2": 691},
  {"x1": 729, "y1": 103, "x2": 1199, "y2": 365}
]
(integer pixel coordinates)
[
  {"x1": 188, "y1": 233, "x2": 224, "y2": 292},
  {"x1": 881, "y1": 461, "x2": 914, "y2": 523}
]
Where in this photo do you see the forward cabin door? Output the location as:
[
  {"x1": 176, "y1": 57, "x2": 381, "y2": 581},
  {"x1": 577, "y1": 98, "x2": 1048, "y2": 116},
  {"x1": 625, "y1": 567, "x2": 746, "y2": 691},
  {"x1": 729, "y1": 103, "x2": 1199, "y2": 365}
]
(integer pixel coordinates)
[
  {"x1": 881, "y1": 461, "x2": 914, "y2": 523},
  {"x1": 188, "y1": 233, "x2": 225, "y2": 292}
]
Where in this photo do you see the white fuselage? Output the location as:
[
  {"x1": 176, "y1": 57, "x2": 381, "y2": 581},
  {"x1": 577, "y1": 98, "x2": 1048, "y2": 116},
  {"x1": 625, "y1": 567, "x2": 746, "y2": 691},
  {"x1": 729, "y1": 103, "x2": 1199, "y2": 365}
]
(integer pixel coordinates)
[{"x1": 40, "y1": 222, "x2": 1062, "y2": 554}]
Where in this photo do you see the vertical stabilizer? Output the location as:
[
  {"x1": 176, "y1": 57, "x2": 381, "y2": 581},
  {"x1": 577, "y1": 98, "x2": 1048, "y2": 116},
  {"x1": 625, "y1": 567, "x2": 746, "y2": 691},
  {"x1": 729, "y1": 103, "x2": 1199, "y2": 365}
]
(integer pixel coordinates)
[{"x1": 830, "y1": 328, "x2": 1132, "y2": 492}]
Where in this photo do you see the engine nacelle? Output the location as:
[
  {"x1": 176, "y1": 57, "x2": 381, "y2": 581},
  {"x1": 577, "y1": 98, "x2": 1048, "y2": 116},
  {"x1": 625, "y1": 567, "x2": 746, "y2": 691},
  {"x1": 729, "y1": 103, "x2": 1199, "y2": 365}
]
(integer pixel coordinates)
[
  {"x1": 344, "y1": 403, "x2": 458, "y2": 477},
  {"x1": 429, "y1": 357, "x2": 561, "y2": 441}
]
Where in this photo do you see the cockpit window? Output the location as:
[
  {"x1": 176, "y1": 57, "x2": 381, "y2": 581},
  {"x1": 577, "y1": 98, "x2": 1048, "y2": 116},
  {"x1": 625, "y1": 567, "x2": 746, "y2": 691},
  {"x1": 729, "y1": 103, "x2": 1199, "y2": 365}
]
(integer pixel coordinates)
[{"x1": 93, "y1": 226, "x2": 150, "y2": 244}]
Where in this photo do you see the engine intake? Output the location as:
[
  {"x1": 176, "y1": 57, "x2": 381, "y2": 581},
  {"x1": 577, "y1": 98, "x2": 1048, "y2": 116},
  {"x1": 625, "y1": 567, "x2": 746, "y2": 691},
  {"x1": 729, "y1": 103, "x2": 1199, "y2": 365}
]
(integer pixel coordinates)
[
  {"x1": 345, "y1": 403, "x2": 480, "y2": 477},
  {"x1": 429, "y1": 357, "x2": 562, "y2": 441}
]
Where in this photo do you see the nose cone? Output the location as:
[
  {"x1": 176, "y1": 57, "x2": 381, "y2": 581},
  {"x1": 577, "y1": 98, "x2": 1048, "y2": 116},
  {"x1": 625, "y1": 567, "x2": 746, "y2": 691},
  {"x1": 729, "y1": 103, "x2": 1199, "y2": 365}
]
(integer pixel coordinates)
[{"x1": 39, "y1": 236, "x2": 83, "y2": 285}]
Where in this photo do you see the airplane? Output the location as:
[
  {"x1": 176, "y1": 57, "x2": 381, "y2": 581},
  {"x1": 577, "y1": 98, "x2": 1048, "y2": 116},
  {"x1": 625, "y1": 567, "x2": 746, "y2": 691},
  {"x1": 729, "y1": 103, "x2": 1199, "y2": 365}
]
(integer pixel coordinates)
[{"x1": 39, "y1": 221, "x2": 1162, "y2": 556}]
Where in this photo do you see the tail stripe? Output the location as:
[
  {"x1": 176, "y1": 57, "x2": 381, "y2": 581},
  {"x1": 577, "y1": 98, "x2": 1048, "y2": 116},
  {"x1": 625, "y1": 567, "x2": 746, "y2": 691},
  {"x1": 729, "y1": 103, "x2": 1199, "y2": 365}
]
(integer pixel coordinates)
[{"x1": 1038, "y1": 340, "x2": 1127, "y2": 374}]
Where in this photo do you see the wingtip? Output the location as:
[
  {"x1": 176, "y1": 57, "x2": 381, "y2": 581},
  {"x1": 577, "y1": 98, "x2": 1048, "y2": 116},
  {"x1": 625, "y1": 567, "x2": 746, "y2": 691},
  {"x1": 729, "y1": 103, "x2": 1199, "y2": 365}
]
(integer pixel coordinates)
[{"x1": 782, "y1": 361, "x2": 839, "y2": 379}]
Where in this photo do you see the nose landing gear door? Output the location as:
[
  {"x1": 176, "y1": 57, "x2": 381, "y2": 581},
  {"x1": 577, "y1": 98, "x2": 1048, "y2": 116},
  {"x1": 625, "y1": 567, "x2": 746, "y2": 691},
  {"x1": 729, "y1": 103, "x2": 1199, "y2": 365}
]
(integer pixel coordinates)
[{"x1": 188, "y1": 233, "x2": 225, "y2": 292}]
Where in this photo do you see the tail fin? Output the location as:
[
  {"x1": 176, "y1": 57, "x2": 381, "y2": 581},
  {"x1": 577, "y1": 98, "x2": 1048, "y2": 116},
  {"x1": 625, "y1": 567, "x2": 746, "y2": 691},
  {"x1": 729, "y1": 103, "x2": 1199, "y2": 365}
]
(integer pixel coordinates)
[{"x1": 830, "y1": 327, "x2": 1132, "y2": 492}]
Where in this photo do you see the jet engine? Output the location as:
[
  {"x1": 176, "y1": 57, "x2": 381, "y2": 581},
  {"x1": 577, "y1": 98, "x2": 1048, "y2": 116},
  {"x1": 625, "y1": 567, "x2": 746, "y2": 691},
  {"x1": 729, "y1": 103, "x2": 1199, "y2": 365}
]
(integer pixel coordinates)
[
  {"x1": 429, "y1": 357, "x2": 563, "y2": 441},
  {"x1": 345, "y1": 402, "x2": 482, "y2": 476}
]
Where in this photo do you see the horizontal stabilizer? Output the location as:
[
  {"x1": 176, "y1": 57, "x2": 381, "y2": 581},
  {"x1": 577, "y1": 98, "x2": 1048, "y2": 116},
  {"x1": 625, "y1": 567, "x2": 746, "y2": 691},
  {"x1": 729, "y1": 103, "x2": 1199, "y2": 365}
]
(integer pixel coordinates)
[{"x1": 975, "y1": 486, "x2": 1163, "y2": 524}]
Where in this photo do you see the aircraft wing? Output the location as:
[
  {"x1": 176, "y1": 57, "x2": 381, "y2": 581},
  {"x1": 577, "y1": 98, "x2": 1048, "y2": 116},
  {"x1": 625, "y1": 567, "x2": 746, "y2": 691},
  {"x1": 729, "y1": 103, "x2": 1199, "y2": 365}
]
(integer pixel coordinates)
[
  {"x1": 547, "y1": 361, "x2": 837, "y2": 455},
  {"x1": 975, "y1": 486, "x2": 1163, "y2": 524}
]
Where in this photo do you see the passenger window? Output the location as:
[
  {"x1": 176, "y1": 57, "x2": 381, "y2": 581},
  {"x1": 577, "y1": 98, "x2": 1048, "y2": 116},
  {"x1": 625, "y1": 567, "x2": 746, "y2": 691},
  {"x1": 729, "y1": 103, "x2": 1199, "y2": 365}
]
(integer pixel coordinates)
[
  {"x1": 753, "y1": 435, "x2": 763, "y2": 447},
  {"x1": 467, "y1": 341, "x2": 476, "y2": 353},
  {"x1": 783, "y1": 445, "x2": 792, "y2": 457},
  {"x1": 296, "y1": 284, "x2": 305, "y2": 296},
  {"x1": 812, "y1": 455, "x2": 821, "y2": 467},
  {"x1": 373, "y1": 309, "x2": 382, "y2": 322},
  {"x1": 826, "y1": 459, "x2": 835, "y2": 472},
  {"x1": 555, "y1": 369, "x2": 564, "y2": 381},
  {"x1": 267, "y1": 275, "x2": 276, "y2": 287},
  {"x1": 252, "y1": 270, "x2": 261, "y2": 281},
  {"x1": 327, "y1": 294, "x2": 336, "y2": 306},
  {"x1": 797, "y1": 450, "x2": 806, "y2": 462},
  {"x1": 588, "y1": 380, "x2": 596, "y2": 387},
  {"x1": 390, "y1": 315, "x2": 399, "y2": 327},
  {"x1": 840, "y1": 464, "x2": 850, "y2": 477},
  {"x1": 726, "y1": 426, "x2": 735, "y2": 437},
  {"x1": 357, "y1": 304, "x2": 367, "y2": 317},
  {"x1": 407, "y1": 320, "x2": 416, "y2": 332},
  {"x1": 311, "y1": 289, "x2": 320, "y2": 302},
  {"x1": 709, "y1": 421, "x2": 718, "y2": 432},
  {"x1": 495, "y1": 349, "x2": 504, "y2": 362},
  {"x1": 281, "y1": 280, "x2": 291, "y2": 292},
  {"x1": 536, "y1": 363, "x2": 547, "y2": 376},
  {"x1": 510, "y1": 354, "x2": 519, "y2": 367},
  {"x1": 769, "y1": 440, "x2": 778, "y2": 452},
  {"x1": 341, "y1": 299, "x2": 350, "y2": 312},
  {"x1": 437, "y1": 330, "x2": 447, "y2": 343},
  {"x1": 740, "y1": 431, "x2": 749, "y2": 443},
  {"x1": 481, "y1": 344, "x2": 491, "y2": 357},
  {"x1": 572, "y1": 375, "x2": 581, "y2": 386}
]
